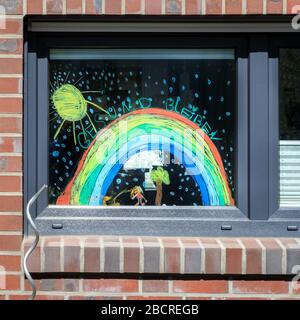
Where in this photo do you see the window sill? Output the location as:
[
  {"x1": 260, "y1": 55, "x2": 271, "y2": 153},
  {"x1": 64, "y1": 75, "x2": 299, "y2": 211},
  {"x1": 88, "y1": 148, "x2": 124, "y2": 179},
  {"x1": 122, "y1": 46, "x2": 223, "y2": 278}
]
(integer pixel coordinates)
[{"x1": 23, "y1": 236, "x2": 300, "y2": 275}]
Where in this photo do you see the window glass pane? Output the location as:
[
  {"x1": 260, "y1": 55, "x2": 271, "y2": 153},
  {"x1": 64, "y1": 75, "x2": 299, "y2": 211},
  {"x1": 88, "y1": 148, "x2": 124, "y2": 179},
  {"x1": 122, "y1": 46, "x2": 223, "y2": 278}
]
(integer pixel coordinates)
[
  {"x1": 49, "y1": 49, "x2": 236, "y2": 207},
  {"x1": 280, "y1": 48, "x2": 300, "y2": 207}
]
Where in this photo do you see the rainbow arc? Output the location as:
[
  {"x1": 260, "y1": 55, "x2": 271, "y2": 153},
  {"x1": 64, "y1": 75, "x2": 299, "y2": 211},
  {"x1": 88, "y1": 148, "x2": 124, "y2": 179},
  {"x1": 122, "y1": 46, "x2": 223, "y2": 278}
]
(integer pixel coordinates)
[{"x1": 57, "y1": 108, "x2": 234, "y2": 206}]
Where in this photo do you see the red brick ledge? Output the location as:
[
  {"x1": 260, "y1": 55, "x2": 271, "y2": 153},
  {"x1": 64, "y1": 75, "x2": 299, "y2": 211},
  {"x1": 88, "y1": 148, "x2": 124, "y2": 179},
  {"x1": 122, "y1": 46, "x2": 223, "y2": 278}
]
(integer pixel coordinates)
[{"x1": 23, "y1": 237, "x2": 300, "y2": 275}]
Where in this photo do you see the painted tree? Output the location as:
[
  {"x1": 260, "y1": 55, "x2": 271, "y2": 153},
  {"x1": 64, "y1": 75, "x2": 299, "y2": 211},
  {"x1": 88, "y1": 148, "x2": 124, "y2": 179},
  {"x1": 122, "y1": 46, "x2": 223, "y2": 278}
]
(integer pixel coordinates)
[{"x1": 150, "y1": 167, "x2": 170, "y2": 206}]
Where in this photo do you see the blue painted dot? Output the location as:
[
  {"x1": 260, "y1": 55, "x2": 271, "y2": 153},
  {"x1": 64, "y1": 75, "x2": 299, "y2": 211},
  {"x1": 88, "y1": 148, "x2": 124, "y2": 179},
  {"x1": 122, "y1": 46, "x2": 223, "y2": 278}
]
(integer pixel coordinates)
[
  {"x1": 194, "y1": 93, "x2": 199, "y2": 98},
  {"x1": 195, "y1": 74, "x2": 199, "y2": 79},
  {"x1": 116, "y1": 178, "x2": 122, "y2": 185},
  {"x1": 52, "y1": 151, "x2": 59, "y2": 157},
  {"x1": 225, "y1": 112, "x2": 231, "y2": 116}
]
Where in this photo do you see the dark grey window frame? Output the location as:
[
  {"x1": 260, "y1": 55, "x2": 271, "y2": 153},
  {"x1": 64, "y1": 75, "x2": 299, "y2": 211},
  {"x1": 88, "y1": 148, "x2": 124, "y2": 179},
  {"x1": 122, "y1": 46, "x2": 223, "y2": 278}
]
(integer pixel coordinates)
[{"x1": 24, "y1": 16, "x2": 300, "y2": 236}]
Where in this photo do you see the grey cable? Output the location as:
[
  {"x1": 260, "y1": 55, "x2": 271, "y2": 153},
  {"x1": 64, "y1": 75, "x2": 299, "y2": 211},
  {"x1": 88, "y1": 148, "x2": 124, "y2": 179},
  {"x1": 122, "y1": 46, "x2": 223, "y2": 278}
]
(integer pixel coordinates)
[{"x1": 23, "y1": 185, "x2": 47, "y2": 300}]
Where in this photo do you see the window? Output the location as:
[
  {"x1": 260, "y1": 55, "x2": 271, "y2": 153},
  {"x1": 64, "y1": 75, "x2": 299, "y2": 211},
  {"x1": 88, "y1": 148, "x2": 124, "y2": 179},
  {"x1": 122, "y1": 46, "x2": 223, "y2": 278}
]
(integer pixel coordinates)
[
  {"x1": 280, "y1": 49, "x2": 300, "y2": 207},
  {"x1": 49, "y1": 49, "x2": 235, "y2": 207},
  {"x1": 24, "y1": 18, "x2": 300, "y2": 236}
]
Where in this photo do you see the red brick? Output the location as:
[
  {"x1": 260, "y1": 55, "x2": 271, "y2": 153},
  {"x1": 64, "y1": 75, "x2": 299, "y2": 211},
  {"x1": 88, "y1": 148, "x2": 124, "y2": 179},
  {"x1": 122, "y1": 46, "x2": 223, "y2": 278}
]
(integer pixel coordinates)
[
  {"x1": 173, "y1": 280, "x2": 228, "y2": 293},
  {"x1": 232, "y1": 280, "x2": 289, "y2": 294},
  {"x1": 128, "y1": 296, "x2": 181, "y2": 300},
  {"x1": 223, "y1": 239, "x2": 242, "y2": 274},
  {"x1": 8, "y1": 294, "x2": 30, "y2": 300},
  {"x1": 27, "y1": 0, "x2": 43, "y2": 14},
  {"x1": 0, "y1": 20, "x2": 22, "y2": 35},
  {"x1": 166, "y1": 0, "x2": 182, "y2": 14},
  {"x1": 0, "y1": 235, "x2": 21, "y2": 251},
  {"x1": 123, "y1": 237, "x2": 139, "y2": 244},
  {"x1": 0, "y1": 39, "x2": 22, "y2": 54},
  {"x1": 0, "y1": 255, "x2": 20, "y2": 271},
  {"x1": 0, "y1": 176, "x2": 21, "y2": 192},
  {"x1": 0, "y1": 118, "x2": 22, "y2": 134},
  {"x1": 0, "y1": 78, "x2": 20, "y2": 94},
  {"x1": 64, "y1": 279, "x2": 80, "y2": 292},
  {"x1": 226, "y1": 0, "x2": 242, "y2": 14},
  {"x1": 206, "y1": 0, "x2": 222, "y2": 14},
  {"x1": 126, "y1": 0, "x2": 142, "y2": 13},
  {"x1": 0, "y1": 215, "x2": 22, "y2": 231},
  {"x1": 4, "y1": 275, "x2": 20, "y2": 290},
  {"x1": 124, "y1": 246, "x2": 140, "y2": 273},
  {"x1": 83, "y1": 279, "x2": 139, "y2": 292},
  {"x1": 0, "y1": 98, "x2": 22, "y2": 113},
  {"x1": 64, "y1": 241, "x2": 81, "y2": 273},
  {"x1": 186, "y1": 0, "x2": 202, "y2": 14},
  {"x1": 40, "y1": 279, "x2": 64, "y2": 291},
  {"x1": 24, "y1": 245, "x2": 40, "y2": 272},
  {"x1": 46, "y1": 0, "x2": 63, "y2": 14},
  {"x1": 44, "y1": 248, "x2": 61, "y2": 272},
  {"x1": 0, "y1": 137, "x2": 22, "y2": 153},
  {"x1": 35, "y1": 295, "x2": 65, "y2": 300},
  {"x1": 0, "y1": 1, "x2": 22, "y2": 14},
  {"x1": 225, "y1": 248, "x2": 242, "y2": 274},
  {"x1": 242, "y1": 239, "x2": 262, "y2": 274},
  {"x1": 0, "y1": 295, "x2": 5, "y2": 299},
  {"x1": 201, "y1": 239, "x2": 221, "y2": 273},
  {"x1": 247, "y1": 0, "x2": 263, "y2": 13},
  {"x1": 186, "y1": 297, "x2": 212, "y2": 300},
  {"x1": 143, "y1": 280, "x2": 168, "y2": 292},
  {"x1": 164, "y1": 247, "x2": 180, "y2": 273},
  {"x1": 105, "y1": 0, "x2": 122, "y2": 14},
  {"x1": 67, "y1": 0, "x2": 83, "y2": 13},
  {"x1": 0, "y1": 59, "x2": 22, "y2": 74},
  {"x1": 267, "y1": 0, "x2": 283, "y2": 13},
  {"x1": 145, "y1": 0, "x2": 162, "y2": 14},
  {"x1": 85, "y1": 0, "x2": 102, "y2": 13},
  {"x1": 288, "y1": 0, "x2": 300, "y2": 13},
  {"x1": 0, "y1": 196, "x2": 22, "y2": 211},
  {"x1": 68, "y1": 295, "x2": 123, "y2": 300},
  {"x1": 84, "y1": 247, "x2": 100, "y2": 273},
  {"x1": 0, "y1": 156, "x2": 22, "y2": 172}
]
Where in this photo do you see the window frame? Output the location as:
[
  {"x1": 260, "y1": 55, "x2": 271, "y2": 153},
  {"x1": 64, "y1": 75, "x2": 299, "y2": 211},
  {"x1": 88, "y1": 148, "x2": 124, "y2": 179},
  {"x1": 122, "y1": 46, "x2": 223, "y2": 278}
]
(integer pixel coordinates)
[
  {"x1": 268, "y1": 35, "x2": 300, "y2": 221},
  {"x1": 24, "y1": 17, "x2": 300, "y2": 236}
]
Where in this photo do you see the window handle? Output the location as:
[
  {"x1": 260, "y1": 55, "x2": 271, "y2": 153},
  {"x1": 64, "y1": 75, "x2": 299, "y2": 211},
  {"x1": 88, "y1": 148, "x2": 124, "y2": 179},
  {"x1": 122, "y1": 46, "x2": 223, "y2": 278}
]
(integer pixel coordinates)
[{"x1": 23, "y1": 185, "x2": 48, "y2": 300}]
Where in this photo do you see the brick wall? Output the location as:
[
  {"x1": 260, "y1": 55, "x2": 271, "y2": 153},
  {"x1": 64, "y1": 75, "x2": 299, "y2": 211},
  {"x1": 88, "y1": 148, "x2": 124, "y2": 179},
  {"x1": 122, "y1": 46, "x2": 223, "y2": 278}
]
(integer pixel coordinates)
[{"x1": 0, "y1": 0, "x2": 300, "y2": 300}]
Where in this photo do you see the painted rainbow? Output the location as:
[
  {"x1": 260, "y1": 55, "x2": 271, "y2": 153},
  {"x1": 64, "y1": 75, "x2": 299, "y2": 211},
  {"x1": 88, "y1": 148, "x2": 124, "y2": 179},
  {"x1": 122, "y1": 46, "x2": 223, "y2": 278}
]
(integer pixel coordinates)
[{"x1": 57, "y1": 108, "x2": 234, "y2": 206}]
